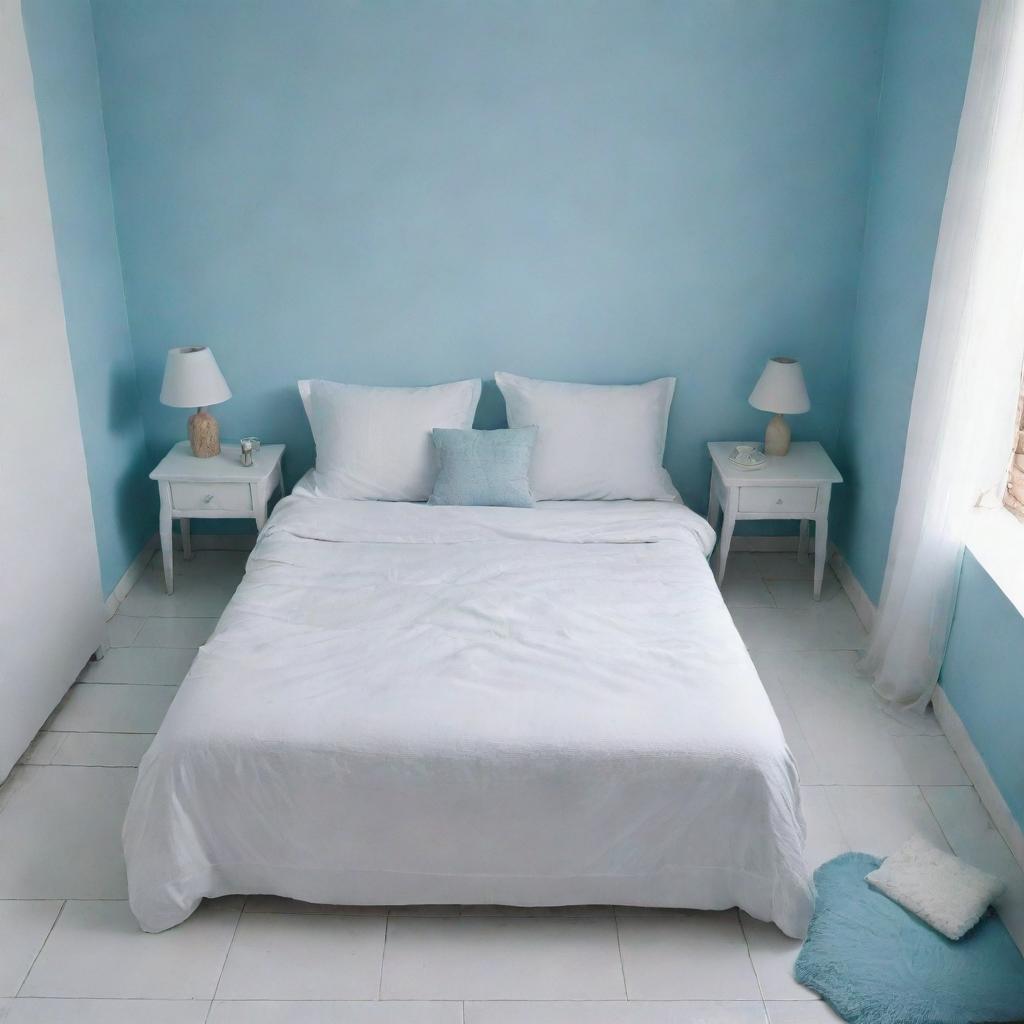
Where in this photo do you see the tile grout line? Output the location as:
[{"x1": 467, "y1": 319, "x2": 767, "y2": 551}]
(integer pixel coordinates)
[
  {"x1": 209, "y1": 904, "x2": 245, "y2": 1010},
  {"x1": 736, "y1": 908, "x2": 770, "y2": 1020},
  {"x1": 377, "y1": 911, "x2": 390, "y2": 999},
  {"x1": 612, "y1": 909, "x2": 629, "y2": 999},
  {"x1": 14, "y1": 898, "x2": 66, "y2": 998}
]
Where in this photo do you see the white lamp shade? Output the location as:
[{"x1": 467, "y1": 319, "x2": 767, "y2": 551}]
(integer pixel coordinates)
[
  {"x1": 160, "y1": 346, "x2": 232, "y2": 408},
  {"x1": 748, "y1": 357, "x2": 810, "y2": 415}
]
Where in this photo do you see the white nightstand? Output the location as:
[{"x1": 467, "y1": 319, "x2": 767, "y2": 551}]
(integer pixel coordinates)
[
  {"x1": 150, "y1": 441, "x2": 286, "y2": 594},
  {"x1": 707, "y1": 441, "x2": 843, "y2": 600}
]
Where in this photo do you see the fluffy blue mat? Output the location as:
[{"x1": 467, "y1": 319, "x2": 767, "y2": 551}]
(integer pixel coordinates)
[{"x1": 795, "y1": 852, "x2": 1024, "y2": 1024}]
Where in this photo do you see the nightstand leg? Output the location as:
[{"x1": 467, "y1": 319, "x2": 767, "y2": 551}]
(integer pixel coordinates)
[
  {"x1": 159, "y1": 493, "x2": 173, "y2": 595},
  {"x1": 813, "y1": 516, "x2": 827, "y2": 600},
  {"x1": 181, "y1": 518, "x2": 192, "y2": 560},
  {"x1": 798, "y1": 519, "x2": 810, "y2": 563},
  {"x1": 717, "y1": 496, "x2": 737, "y2": 587},
  {"x1": 707, "y1": 477, "x2": 720, "y2": 530}
]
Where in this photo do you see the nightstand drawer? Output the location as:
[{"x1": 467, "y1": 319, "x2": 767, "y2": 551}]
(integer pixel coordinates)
[
  {"x1": 738, "y1": 485, "x2": 817, "y2": 514},
  {"x1": 170, "y1": 481, "x2": 252, "y2": 512}
]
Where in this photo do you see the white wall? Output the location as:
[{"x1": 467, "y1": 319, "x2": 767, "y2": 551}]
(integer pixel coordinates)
[{"x1": 0, "y1": 0, "x2": 105, "y2": 780}]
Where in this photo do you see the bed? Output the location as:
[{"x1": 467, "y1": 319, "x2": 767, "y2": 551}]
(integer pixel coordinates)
[{"x1": 122, "y1": 483, "x2": 814, "y2": 937}]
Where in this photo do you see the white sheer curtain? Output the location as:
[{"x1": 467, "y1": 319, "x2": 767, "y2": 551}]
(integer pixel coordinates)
[{"x1": 864, "y1": 0, "x2": 1024, "y2": 712}]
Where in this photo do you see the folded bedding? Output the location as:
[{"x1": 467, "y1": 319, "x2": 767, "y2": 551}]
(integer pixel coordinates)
[{"x1": 123, "y1": 491, "x2": 814, "y2": 936}]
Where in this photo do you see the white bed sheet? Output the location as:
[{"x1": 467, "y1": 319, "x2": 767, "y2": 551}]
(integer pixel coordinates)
[{"x1": 123, "y1": 491, "x2": 814, "y2": 936}]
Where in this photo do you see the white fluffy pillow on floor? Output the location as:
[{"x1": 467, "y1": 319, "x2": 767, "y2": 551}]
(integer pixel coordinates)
[{"x1": 866, "y1": 834, "x2": 1004, "y2": 940}]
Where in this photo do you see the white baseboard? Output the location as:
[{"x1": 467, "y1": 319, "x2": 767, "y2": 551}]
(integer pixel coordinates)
[
  {"x1": 827, "y1": 543, "x2": 875, "y2": 632},
  {"x1": 103, "y1": 534, "x2": 158, "y2": 620},
  {"x1": 932, "y1": 686, "x2": 1024, "y2": 874},
  {"x1": 731, "y1": 535, "x2": 800, "y2": 552}
]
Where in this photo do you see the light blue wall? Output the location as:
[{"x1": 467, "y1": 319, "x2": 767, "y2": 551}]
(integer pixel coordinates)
[
  {"x1": 88, "y1": 0, "x2": 889, "y2": 509},
  {"x1": 833, "y1": 0, "x2": 979, "y2": 604},
  {"x1": 941, "y1": 553, "x2": 1024, "y2": 828},
  {"x1": 22, "y1": 0, "x2": 156, "y2": 598}
]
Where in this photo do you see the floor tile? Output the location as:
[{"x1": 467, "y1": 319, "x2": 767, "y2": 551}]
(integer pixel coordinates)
[
  {"x1": 765, "y1": 574, "x2": 842, "y2": 608},
  {"x1": 923, "y1": 785, "x2": 1024, "y2": 950},
  {"x1": 0, "y1": 767, "x2": 134, "y2": 898},
  {"x1": 721, "y1": 553, "x2": 762, "y2": 578},
  {"x1": 209, "y1": 1002, "x2": 461, "y2": 1024},
  {"x1": 242, "y1": 896, "x2": 385, "y2": 915},
  {"x1": 731, "y1": 597, "x2": 865, "y2": 654},
  {"x1": 134, "y1": 617, "x2": 219, "y2": 649},
  {"x1": 753, "y1": 663, "x2": 824, "y2": 784},
  {"x1": 722, "y1": 575, "x2": 776, "y2": 609},
  {"x1": 893, "y1": 735, "x2": 969, "y2": 786},
  {"x1": 46, "y1": 684, "x2": 176, "y2": 733},
  {"x1": 118, "y1": 571, "x2": 237, "y2": 618},
  {"x1": 77, "y1": 647, "x2": 197, "y2": 685},
  {"x1": 147, "y1": 549, "x2": 249, "y2": 578},
  {"x1": 381, "y1": 914, "x2": 624, "y2": 1000},
  {"x1": 5, "y1": 998, "x2": 211, "y2": 1023},
  {"x1": 825, "y1": 786, "x2": 950, "y2": 858},
  {"x1": 45, "y1": 732, "x2": 154, "y2": 768},
  {"x1": 466, "y1": 1002, "x2": 769, "y2": 1023},
  {"x1": 765, "y1": 1003, "x2": 843, "y2": 1023},
  {"x1": 216, "y1": 912, "x2": 386, "y2": 1000},
  {"x1": 21, "y1": 900, "x2": 238, "y2": 999},
  {"x1": 799, "y1": 787, "x2": 849, "y2": 870},
  {"x1": 754, "y1": 553, "x2": 822, "y2": 581},
  {"x1": 616, "y1": 910, "x2": 760, "y2": 1000},
  {"x1": 105, "y1": 614, "x2": 146, "y2": 648},
  {"x1": 0, "y1": 901, "x2": 62, "y2": 995},
  {"x1": 17, "y1": 734, "x2": 65, "y2": 767},
  {"x1": 769, "y1": 651, "x2": 941, "y2": 784},
  {"x1": 741, "y1": 913, "x2": 817, "y2": 1001}
]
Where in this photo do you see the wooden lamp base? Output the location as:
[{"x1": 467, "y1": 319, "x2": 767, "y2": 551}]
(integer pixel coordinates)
[
  {"x1": 188, "y1": 407, "x2": 221, "y2": 458},
  {"x1": 764, "y1": 413, "x2": 791, "y2": 456}
]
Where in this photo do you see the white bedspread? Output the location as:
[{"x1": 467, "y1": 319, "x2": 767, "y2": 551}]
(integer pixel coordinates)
[{"x1": 123, "y1": 494, "x2": 814, "y2": 936}]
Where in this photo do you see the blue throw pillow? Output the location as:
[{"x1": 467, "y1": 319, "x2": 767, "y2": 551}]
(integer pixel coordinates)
[{"x1": 429, "y1": 427, "x2": 537, "y2": 508}]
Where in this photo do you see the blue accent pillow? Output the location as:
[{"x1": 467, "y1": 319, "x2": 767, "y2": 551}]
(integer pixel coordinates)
[{"x1": 429, "y1": 427, "x2": 537, "y2": 508}]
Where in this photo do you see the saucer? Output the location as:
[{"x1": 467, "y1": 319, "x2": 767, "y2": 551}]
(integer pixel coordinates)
[{"x1": 728, "y1": 446, "x2": 766, "y2": 471}]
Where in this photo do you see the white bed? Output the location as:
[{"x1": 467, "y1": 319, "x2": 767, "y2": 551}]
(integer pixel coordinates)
[{"x1": 123, "y1": 486, "x2": 814, "y2": 936}]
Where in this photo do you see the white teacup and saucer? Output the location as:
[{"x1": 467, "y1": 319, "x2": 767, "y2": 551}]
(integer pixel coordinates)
[{"x1": 728, "y1": 445, "x2": 767, "y2": 471}]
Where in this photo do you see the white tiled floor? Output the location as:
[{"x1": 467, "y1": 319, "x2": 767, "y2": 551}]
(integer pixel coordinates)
[{"x1": 0, "y1": 545, "x2": 1021, "y2": 1023}]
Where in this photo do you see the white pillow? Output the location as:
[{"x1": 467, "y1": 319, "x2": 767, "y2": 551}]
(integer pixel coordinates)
[
  {"x1": 298, "y1": 378, "x2": 481, "y2": 501},
  {"x1": 866, "y1": 835, "x2": 1004, "y2": 940},
  {"x1": 494, "y1": 371, "x2": 677, "y2": 500}
]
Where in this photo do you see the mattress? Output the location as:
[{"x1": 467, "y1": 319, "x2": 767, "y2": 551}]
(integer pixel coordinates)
[{"x1": 123, "y1": 490, "x2": 814, "y2": 936}]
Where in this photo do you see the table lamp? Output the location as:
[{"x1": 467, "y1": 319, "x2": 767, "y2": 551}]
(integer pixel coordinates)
[
  {"x1": 748, "y1": 357, "x2": 810, "y2": 456},
  {"x1": 160, "y1": 346, "x2": 232, "y2": 457}
]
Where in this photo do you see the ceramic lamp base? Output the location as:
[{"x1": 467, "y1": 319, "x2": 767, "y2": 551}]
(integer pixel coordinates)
[
  {"x1": 764, "y1": 413, "x2": 791, "y2": 456},
  {"x1": 188, "y1": 408, "x2": 221, "y2": 458}
]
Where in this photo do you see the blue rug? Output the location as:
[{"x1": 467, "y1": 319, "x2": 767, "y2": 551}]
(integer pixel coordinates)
[{"x1": 795, "y1": 852, "x2": 1024, "y2": 1024}]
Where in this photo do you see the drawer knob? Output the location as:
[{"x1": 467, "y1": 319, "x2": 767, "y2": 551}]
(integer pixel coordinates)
[
  {"x1": 203, "y1": 493, "x2": 214, "y2": 504},
  {"x1": 775, "y1": 497, "x2": 783, "y2": 505}
]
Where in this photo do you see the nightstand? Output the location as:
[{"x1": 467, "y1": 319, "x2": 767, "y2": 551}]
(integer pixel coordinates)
[
  {"x1": 707, "y1": 441, "x2": 843, "y2": 600},
  {"x1": 150, "y1": 441, "x2": 286, "y2": 594}
]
